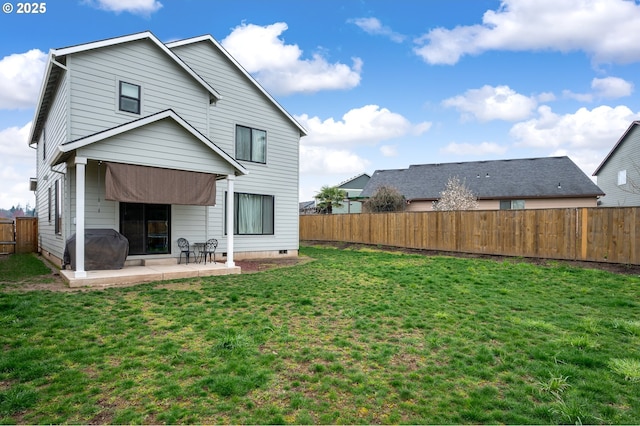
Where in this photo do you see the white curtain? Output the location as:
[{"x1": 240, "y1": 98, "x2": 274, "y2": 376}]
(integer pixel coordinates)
[{"x1": 238, "y1": 193, "x2": 262, "y2": 234}]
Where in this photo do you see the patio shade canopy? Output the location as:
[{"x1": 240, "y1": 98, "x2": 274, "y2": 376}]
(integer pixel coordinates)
[{"x1": 105, "y1": 162, "x2": 217, "y2": 206}]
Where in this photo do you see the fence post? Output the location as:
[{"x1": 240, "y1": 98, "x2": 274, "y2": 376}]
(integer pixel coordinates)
[{"x1": 580, "y1": 208, "x2": 588, "y2": 261}]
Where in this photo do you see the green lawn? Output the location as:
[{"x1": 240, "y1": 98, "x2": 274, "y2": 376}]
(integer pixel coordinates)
[{"x1": 1, "y1": 246, "x2": 639, "y2": 424}]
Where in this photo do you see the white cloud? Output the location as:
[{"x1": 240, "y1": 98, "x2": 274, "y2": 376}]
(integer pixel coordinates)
[
  {"x1": 440, "y1": 141, "x2": 508, "y2": 156},
  {"x1": 380, "y1": 145, "x2": 398, "y2": 157},
  {"x1": 591, "y1": 77, "x2": 633, "y2": 99},
  {"x1": 221, "y1": 22, "x2": 362, "y2": 95},
  {"x1": 561, "y1": 76, "x2": 633, "y2": 102},
  {"x1": 443, "y1": 85, "x2": 537, "y2": 122},
  {"x1": 295, "y1": 105, "x2": 431, "y2": 146},
  {"x1": 510, "y1": 104, "x2": 640, "y2": 150},
  {"x1": 551, "y1": 148, "x2": 603, "y2": 180},
  {"x1": 349, "y1": 17, "x2": 405, "y2": 43},
  {"x1": 0, "y1": 50, "x2": 47, "y2": 110},
  {"x1": 0, "y1": 122, "x2": 36, "y2": 208},
  {"x1": 414, "y1": 0, "x2": 640, "y2": 65},
  {"x1": 297, "y1": 105, "x2": 429, "y2": 183},
  {"x1": 83, "y1": 0, "x2": 162, "y2": 15},
  {"x1": 562, "y1": 89, "x2": 593, "y2": 103},
  {"x1": 300, "y1": 145, "x2": 369, "y2": 175}
]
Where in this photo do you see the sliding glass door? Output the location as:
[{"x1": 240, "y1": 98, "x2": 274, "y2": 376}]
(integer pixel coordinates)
[{"x1": 120, "y1": 203, "x2": 170, "y2": 255}]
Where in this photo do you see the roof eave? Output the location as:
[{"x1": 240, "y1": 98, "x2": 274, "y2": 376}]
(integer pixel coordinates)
[
  {"x1": 54, "y1": 31, "x2": 221, "y2": 101},
  {"x1": 28, "y1": 51, "x2": 59, "y2": 147},
  {"x1": 166, "y1": 35, "x2": 308, "y2": 137},
  {"x1": 52, "y1": 109, "x2": 248, "y2": 176},
  {"x1": 593, "y1": 121, "x2": 640, "y2": 176}
]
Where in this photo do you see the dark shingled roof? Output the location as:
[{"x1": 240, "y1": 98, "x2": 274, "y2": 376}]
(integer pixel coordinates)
[{"x1": 360, "y1": 156, "x2": 604, "y2": 200}]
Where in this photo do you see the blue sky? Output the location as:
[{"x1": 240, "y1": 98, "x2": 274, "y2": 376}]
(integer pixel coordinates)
[{"x1": 2, "y1": 0, "x2": 640, "y2": 209}]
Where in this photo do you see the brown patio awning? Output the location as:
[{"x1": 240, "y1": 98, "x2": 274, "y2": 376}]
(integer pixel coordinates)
[{"x1": 105, "y1": 162, "x2": 216, "y2": 206}]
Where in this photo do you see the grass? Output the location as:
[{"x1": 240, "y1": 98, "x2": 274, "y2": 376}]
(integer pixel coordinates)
[
  {"x1": 1, "y1": 245, "x2": 640, "y2": 424},
  {"x1": 0, "y1": 253, "x2": 52, "y2": 281}
]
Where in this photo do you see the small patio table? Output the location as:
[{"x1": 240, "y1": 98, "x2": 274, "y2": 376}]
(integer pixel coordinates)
[{"x1": 192, "y1": 242, "x2": 206, "y2": 263}]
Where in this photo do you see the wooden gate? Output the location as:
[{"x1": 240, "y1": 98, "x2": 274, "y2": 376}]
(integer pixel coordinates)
[
  {"x1": 0, "y1": 219, "x2": 15, "y2": 254},
  {"x1": 16, "y1": 217, "x2": 37, "y2": 253},
  {"x1": 0, "y1": 218, "x2": 38, "y2": 254}
]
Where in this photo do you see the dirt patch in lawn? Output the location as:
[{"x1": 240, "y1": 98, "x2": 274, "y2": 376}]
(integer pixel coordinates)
[{"x1": 235, "y1": 256, "x2": 313, "y2": 273}]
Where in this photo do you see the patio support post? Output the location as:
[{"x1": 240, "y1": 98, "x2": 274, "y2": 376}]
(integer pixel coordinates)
[
  {"x1": 74, "y1": 157, "x2": 87, "y2": 278},
  {"x1": 225, "y1": 174, "x2": 235, "y2": 268}
]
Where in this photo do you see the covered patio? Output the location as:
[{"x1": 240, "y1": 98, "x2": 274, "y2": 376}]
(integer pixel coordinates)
[{"x1": 60, "y1": 259, "x2": 241, "y2": 288}]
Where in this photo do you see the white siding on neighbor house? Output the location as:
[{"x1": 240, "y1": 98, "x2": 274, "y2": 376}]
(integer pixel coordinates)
[
  {"x1": 76, "y1": 118, "x2": 237, "y2": 174},
  {"x1": 36, "y1": 71, "x2": 69, "y2": 261},
  {"x1": 597, "y1": 125, "x2": 640, "y2": 206},
  {"x1": 171, "y1": 41, "x2": 302, "y2": 254},
  {"x1": 67, "y1": 40, "x2": 209, "y2": 141}
]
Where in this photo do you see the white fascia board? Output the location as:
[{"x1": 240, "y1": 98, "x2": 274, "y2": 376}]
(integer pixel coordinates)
[
  {"x1": 27, "y1": 51, "x2": 56, "y2": 146},
  {"x1": 53, "y1": 109, "x2": 247, "y2": 175},
  {"x1": 167, "y1": 35, "x2": 308, "y2": 136},
  {"x1": 53, "y1": 31, "x2": 221, "y2": 102}
]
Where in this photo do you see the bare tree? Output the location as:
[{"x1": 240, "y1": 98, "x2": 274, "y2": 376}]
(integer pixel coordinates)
[
  {"x1": 432, "y1": 176, "x2": 479, "y2": 211},
  {"x1": 363, "y1": 185, "x2": 406, "y2": 213}
]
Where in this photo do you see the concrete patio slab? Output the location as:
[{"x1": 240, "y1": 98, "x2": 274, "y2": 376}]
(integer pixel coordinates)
[{"x1": 60, "y1": 262, "x2": 241, "y2": 288}]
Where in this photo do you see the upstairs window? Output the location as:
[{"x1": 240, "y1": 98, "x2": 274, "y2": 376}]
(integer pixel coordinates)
[
  {"x1": 618, "y1": 169, "x2": 627, "y2": 186},
  {"x1": 119, "y1": 81, "x2": 141, "y2": 114},
  {"x1": 236, "y1": 125, "x2": 266, "y2": 163}
]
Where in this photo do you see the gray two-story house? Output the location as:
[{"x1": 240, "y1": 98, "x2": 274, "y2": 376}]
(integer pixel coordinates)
[
  {"x1": 593, "y1": 121, "x2": 640, "y2": 206},
  {"x1": 29, "y1": 31, "x2": 306, "y2": 279}
]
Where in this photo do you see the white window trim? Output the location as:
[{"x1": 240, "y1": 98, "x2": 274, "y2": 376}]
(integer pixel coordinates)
[
  {"x1": 114, "y1": 77, "x2": 143, "y2": 116},
  {"x1": 618, "y1": 169, "x2": 627, "y2": 186}
]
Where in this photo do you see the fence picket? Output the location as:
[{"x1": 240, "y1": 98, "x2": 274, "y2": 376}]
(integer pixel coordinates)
[{"x1": 300, "y1": 207, "x2": 640, "y2": 265}]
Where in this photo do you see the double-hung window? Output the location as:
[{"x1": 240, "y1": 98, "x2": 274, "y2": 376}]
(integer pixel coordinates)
[
  {"x1": 236, "y1": 125, "x2": 266, "y2": 163},
  {"x1": 119, "y1": 81, "x2": 141, "y2": 114},
  {"x1": 226, "y1": 192, "x2": 274, "y2": 235}
]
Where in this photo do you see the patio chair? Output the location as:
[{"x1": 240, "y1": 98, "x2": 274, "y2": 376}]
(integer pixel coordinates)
[
  {"x1": 201, "y1": 238, "x2": 218, "y2": 264},
  {"x1": 177, "y1": 238, "x2": 194, "y2": 264}
]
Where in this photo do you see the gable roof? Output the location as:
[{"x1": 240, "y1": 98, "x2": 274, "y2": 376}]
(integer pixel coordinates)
[
  {"x1": 167, "y1": 35, "x2": 307, "y2": 137},
  {"x1": 336, "y1": 173, "x2": 370, "y2": 190},
  {"x1": 29, "y1": 31, "x2": 222, "y2": 147},
  {"x1": 51, "y1": 109, "x2": 247, "y2": 176},
  {"x1": 361, "y1": 156, "x2": 604, "y2": 200},
  {"x1": 593, "y1": 121, "x2": 640, "y2": 176}
]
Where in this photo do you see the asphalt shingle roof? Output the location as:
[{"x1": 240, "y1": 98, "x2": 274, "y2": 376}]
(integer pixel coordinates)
[{"x1": 360, "y1": 156, "x2": 604, "y2": 200}]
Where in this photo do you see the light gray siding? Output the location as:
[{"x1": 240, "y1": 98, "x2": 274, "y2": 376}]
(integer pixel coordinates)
[
  {"x1": 35, "y1": 34, "x2": 303, "y2": 263},
  {"x1": 171, "y1": 41, "x2": 302, "y2": 254},
  {"x1": 68, "y1": 40, "x2": 209, "y2": 141},
  {"x1": 597, "y1": 125, "x2": 640, "y2": 206},
  {"x1": 36, "y1": 71, "x2": 69, "y2": 261},
  {"x1": 76, "y1": 118, "x2": 237, "y2": 174}
]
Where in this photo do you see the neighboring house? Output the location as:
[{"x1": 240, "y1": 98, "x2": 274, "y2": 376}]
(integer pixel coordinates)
[
  {"x1": 593, "y1": 121, "x2": 640, "y2": 206},
  {"x1": 299, "y1": 200, "x2": 316, "y2": 215},
  {"x1": 333, "y1": 173, "x2": 370, "y2": 214},
  {"x1": 360, "y1": 156, "x2": 603, "y2": 211},
  {"x1": 29, "y1": 31, "x2": 306, "y2": 278}
]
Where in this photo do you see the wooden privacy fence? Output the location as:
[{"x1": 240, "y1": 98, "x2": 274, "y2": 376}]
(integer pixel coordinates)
[
  {"x1": 300, "y1": 207, "x2": 640, "y2": 265},
  {"x1": 0, "y1": 217, "x2": 38, "y2": 254}
]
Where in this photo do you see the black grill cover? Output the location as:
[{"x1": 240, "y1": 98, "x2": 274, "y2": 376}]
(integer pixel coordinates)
[{"x1": 64, "y1": 229, "x2": 129, "y2": 270}]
